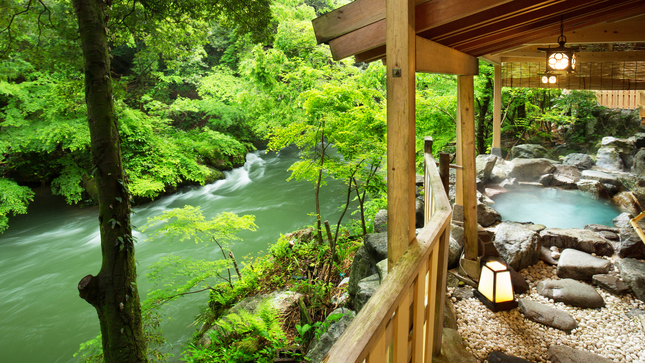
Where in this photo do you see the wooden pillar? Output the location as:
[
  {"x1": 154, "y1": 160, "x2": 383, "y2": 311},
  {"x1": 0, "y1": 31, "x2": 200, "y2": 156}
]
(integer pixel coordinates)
[
  {"x1": 457, "y1": 75, "x2": 480, "y2": 279},
  {"x1": 491, "y1": 65, "x2": 502, "y2": 157},
  {"x1": 386, "y1": 0, "x2": 416, "y2": 270},
  {"x1": 640, "y1": 91, "x2": 645, "y2": 126}
]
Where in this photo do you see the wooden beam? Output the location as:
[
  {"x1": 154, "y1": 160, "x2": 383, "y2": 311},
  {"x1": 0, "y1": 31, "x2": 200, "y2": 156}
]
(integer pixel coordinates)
[
  {"x1": 433, "y1": 0, "x2": 605, "y2": 47},
  {"x1": 387, "y1": 0, "x2": 416, "y2": 269},
  {"x1": 527, "y1": 15, "x2": 645, "y2": 44},
  {"x1": 501, "y1": 51, "x2": 645, "y2": 64},
  {"x1": 415, "y1": 37, "x2": 479, "y2": 75},
  {"x1": 464, "y1": 1, "x2": 645, "y2": 57},
  {"x1": 640, "y1": 91, "x2": 645, "y2": 125},
  {"x1": 480, "y1": 55, "x2": 502, "y2": 65},
  {"x1": 417, "y1": 0, "x2": 564, "y2": 42},
  {"x1": 458, "y1": 0, "x2": 641, "y2": 53},
  {"x1": 356, "y1": 46, "x2": 387, "y2": 63},
  {"x1": 312, "y1": 0, "x2": 388, "y2": 44},
  {"x1": 326, "y1": 0, "x2": 511, "y2": 61},
  {"x1": 458, "y1": 76, "x2": 478, "y2": 263}
]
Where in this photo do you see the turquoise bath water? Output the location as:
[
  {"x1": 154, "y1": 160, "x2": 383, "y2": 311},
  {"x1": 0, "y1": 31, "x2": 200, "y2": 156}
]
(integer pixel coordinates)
[{"x1": 491, "y1": 186, "x2": 622, "y2": 229}]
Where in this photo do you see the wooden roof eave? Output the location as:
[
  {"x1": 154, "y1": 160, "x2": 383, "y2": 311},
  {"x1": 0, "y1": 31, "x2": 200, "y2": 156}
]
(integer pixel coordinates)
[{"x1": 312, "y1": 0, "x2": 645, "y2": 65}]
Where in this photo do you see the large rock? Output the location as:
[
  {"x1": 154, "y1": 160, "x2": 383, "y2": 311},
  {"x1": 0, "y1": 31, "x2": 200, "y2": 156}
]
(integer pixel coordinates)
[
  {"x1": 633, "y1": 148, "x2": 645, "y2": 178},
  {"x1": 602, "y1": 136, "x2": 635, "y2": 168},
  {"x1": 596, "y1": 147, "x2": 624, "y2": 171},
  {"x1": 518, "y1": 299, "x2": 578, "y2": 332},
  {"x1": 444, "y1": 297, "x2": 458, "y2": 330},
  {"x1": 306, "y1": 308, "x2": 356, "y2": 363},
  {"x1": 576, "y1": 179, "x2": 607, "y2": 199},
  {"x1": 547, "y1": 345, "x2": 614, "y2": 363},
  {"x1": 347, "y1": 245, "x2": 377, "y2": 298},
  {"x1": 477, "y1": 154, "x2": 498, "y2": 183},
  {"x1": 580, "y1": 170, "x2": 621, "y2": 185},
  {"x1": 354, "y1": 274, "x2": 380, "y2": 312},
  {"x1": 363, "y1": 233, "x2": 388, "y2": 265},
  {"x1": 540, "y1": 228, "x2": 614, "y2": 256},
  {"x1": 448, "y1": 238, "x2": 462, "y2": 269},
  {"x1": 540, "y1": 246, "x2": 558, "y2": 265},
  {"x1": 617, "y1": 227, "x2": 645, "y2": 259},
  {"x1": 537, "y1": 279, "x2": 605, "y2": 308},
  {"x1": 491, "y1": 162, "x2": 511, "y2": 183},
  {"x1": 592, "y1": 274, "x2": 631, "y2": 295},
  {"x1": 416, "y1": 198, "x2": 424, "y2": 228},
  {"x1": 432, "y1": 328, "x2": 477, "y2": 363},
  {"x1": 630, "y1": 132, "x2": 645, "y2": 148},
  {"x1": 477, "y1": 202, "x2": 501, "y2": 227},
  {"x1": 615, "y1": 258, "x2": 645, "y2": 302},
  {"x1": 613, "y1": 212, "x2": 633, "y2": 228},
  {"x1": 373, "y1": 209, "x2": 388, "y2": 233},
  {"x1": 487, "y1": 351, "x2": 533, "y2": 363},
  {"x1": 563, "y1": 153, "x2": 595, "y2": 170},
  {"x1": 510, "y1": 144, "x2": 553, "y2": 160},
  {"x1": 552, "y1": 164, "x2": 582, "y2": 189},
  {"x1": 493, "y1": 221, "x2": 541, "y2": 271},
  {"x1": 556, "y1": 248, "x2": 611, "y2": 281},
  {"x1": 612, "y1": 191, "x2": 642, "y2": 215},
  {"x1": 508, "y1": 158, "x2": 556, "y2": 182}
]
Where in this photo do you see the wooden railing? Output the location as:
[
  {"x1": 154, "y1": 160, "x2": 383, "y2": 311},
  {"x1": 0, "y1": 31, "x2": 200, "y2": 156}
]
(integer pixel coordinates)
[
  {"x1": 322, "y1": 138, "x2": 452, "y2": 363},
  {"x1": 595, "y1": 90, "x2": 643, "y2": 110}
]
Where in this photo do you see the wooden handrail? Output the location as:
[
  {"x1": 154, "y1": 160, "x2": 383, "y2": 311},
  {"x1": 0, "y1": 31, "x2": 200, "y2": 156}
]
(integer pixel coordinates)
[
  {"x1": 322, "y1": 138, "x2": 452, "y2": 363},
  {"x1": 630, "y1": 212, "x2": 645, "y2": 245}
]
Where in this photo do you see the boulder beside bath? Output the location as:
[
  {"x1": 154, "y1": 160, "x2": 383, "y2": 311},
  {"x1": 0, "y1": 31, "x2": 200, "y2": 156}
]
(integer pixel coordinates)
[{"x1": 537, "y1": 279, "x2": 605, "y2": 308}]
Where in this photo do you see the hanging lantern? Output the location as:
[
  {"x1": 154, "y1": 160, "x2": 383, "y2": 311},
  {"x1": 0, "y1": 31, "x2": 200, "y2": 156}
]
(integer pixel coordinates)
[
  {"x1": 538, "y1": 15, "x2": 578, "y2": 74},
  {"x1": 473, "y1": 258, "x2": 518, "y2": 312},
  {"x1": 540, "y1": 73, "x2": 558, "y2": 85}
]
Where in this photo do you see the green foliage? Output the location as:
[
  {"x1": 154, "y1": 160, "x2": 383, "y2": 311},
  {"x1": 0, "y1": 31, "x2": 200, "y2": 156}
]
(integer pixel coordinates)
[
  {"x1": 183, "y1": 301, "x2": 287, "y2": 362},
  {"x1": 51, "y1": 157, "x2": 86, "y2": 204},
  {"x1": 0, "y1": 178, "x2": 34, "y2": 233},
  {"x1": 296, "y1": 312, "x2": 344, "y2": 344},
  {"x1": 143, "y1": 205, "x2": 257, "y2": 245}
]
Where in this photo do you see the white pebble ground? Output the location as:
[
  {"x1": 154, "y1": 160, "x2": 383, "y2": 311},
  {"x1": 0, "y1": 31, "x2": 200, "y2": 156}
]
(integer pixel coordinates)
[{"x1": 449, "y1": 260, "x2": 645, "y2": 363}]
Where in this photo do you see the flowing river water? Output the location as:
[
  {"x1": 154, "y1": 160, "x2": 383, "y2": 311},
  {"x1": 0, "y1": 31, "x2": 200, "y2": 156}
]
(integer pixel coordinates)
[{"x1": 0, "y1": 147, "x2": 356, "y2": 363}]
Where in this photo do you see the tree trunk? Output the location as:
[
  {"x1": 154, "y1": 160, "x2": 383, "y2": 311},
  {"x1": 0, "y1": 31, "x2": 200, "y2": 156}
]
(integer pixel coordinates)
[
  {"x1": 315, "y1": 122, "x2": 326, "y2": 245},
  {"x1": 73, "y1": 1, "x2": 147, "y2": 362}
]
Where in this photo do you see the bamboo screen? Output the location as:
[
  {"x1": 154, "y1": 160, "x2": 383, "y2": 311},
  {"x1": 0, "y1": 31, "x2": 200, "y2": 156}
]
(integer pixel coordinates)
[{"x1": 502, "y1": 61, "x2": 645, "y2": 90}]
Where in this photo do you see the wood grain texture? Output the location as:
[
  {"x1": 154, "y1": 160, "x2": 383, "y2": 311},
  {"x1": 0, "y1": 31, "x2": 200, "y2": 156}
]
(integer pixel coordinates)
[
  {"x1": 326, "y1": 0, "x2": 510, "y2": 60},
  {"x1": 321, "y1": 152, "x2": 451, "y2": 363},
  {"x1": 415, "y1": 37, "x2": 479, "y2": 75},
  {"x1": 458, "y1": 75, "x2": 478, "y2": 261},
  {"x1": 386, "y1": 0, "x2": 416, "y2": 269}
]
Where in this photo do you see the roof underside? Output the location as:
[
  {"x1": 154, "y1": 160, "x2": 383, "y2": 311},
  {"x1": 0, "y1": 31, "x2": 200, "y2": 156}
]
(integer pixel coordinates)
[{"x1": 312, "y1": 0, "x2": 645, "y2": 90}]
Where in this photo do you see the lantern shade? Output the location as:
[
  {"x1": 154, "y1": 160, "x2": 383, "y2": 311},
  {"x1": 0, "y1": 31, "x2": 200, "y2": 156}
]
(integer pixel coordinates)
[
  {"x1": 474, "y1": 259, "x2": 518, "y2": 312},
  {"x1": 543, "y1": 45, "x2": 577, "y2": 73}
]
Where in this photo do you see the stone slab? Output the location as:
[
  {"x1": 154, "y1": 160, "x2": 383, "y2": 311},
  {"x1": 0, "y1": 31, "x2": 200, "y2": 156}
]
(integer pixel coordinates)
[
  {"x1": 518, "y1": 299, "x2": 577, "y2": 332},
  {"x1": 547, "y1": 345, "x2": 613, "y2": 363},
  {"x1": 537, "y1": 279, "x2": 605, "y2": 308},
  {"x1": 556, "y1": 248, "x2": 611, "y2": 281}
]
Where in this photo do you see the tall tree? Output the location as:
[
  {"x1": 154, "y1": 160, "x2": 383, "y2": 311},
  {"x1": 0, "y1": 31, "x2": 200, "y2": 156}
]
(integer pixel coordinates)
[
  {"x1": 3, "y1": 0, "x2": 271, "y2": 361},
  {"x1": 73, "y1": 1, "x2": 147, "y2": 361}
]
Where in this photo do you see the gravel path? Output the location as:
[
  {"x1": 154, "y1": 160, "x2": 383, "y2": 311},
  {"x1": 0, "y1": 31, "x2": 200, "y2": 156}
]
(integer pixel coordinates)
[{"x1": 448, "y1": 260, "x2": 645, "y2": 362}]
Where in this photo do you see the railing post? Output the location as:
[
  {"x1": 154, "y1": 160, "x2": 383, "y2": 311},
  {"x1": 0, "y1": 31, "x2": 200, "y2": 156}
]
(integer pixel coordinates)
[
  {"x1": 439, "y1": 153, "x2": 450, "y2": 200},
  {"x1": 424, "y1": 137, "x2": 433, "y2": 161}
]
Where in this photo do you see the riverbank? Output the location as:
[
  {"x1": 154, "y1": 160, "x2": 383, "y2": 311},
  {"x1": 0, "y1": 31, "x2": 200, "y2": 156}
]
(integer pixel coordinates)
[{"x1": 0, "y1": 148, "x2": 358, "y2": 363}]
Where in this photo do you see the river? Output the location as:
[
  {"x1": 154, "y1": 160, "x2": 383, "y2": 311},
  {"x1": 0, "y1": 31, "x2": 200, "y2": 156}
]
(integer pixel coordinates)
[{"x1": 0, "y1": 147, "x2": 356, "y2": 363}]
